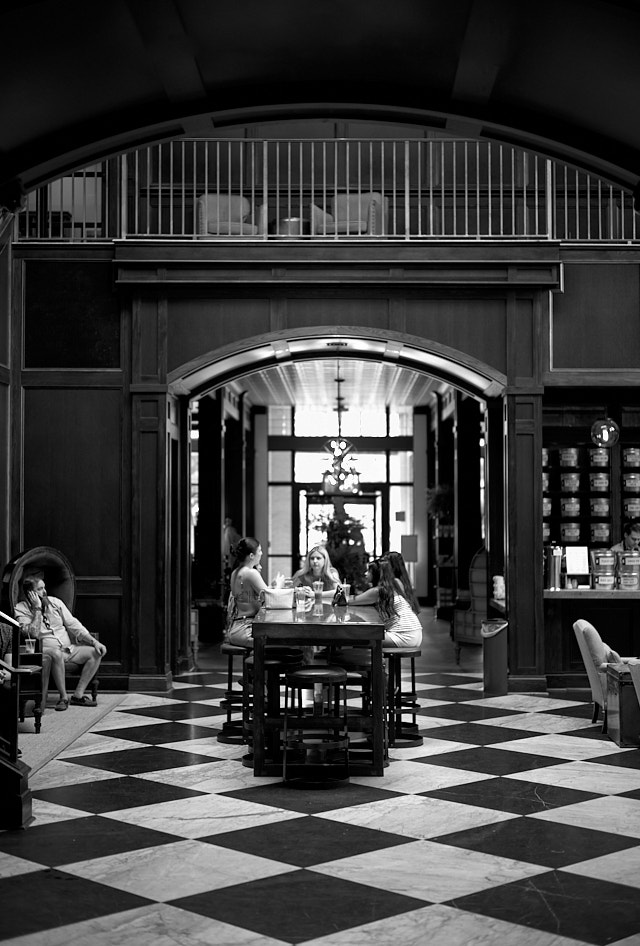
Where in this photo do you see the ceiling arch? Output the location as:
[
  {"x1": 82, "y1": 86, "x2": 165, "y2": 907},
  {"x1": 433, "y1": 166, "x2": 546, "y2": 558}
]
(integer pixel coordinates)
[
  {"x1": 168, "y1": 327, "x2": 506, "y2": 402},
  {"x1": 2, "y1": 0, "x2": 640, "y2": 209}
]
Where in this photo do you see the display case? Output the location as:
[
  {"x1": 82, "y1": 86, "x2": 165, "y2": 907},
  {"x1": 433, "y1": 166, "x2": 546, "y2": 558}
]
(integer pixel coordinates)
[{"x1": 542, "y1": 443, "x2": 614, "y2": 548}]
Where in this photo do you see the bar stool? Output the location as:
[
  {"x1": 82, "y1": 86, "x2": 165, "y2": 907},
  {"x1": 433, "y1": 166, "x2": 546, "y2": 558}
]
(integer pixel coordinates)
[
  {"x1": 383, "y1": 646, "x2": 423, "y2": 748},
  {"x1": 241, "y1": 646, "x2": 305, "y2": 767},
  {"x1": 283, "y1": 665, "x2": 349, "y2": 787},
  {"x1": 329, "y1": 647, "x2": 387, "y2": 764},
  {"x1": 216, "y1": 643, "x2": 249, "y2": 744}
]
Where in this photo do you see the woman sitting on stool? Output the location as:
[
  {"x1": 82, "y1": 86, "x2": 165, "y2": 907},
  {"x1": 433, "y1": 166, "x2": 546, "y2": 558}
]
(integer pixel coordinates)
[
  {"x1": 225, "y1": 537, "x2": 271, "y2": 649},
  {"x1": 353, "y1": 555, "x2": 422, "y2": 648}
]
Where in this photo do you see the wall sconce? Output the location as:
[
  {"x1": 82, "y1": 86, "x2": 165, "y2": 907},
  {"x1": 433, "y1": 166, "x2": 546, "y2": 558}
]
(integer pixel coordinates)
[{"x1": 591, "y1": 417, "x2": 620, "y2": 447}]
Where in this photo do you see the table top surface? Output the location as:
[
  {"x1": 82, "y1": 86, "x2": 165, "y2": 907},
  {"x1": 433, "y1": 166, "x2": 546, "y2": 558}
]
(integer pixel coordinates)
[{"x1": 252, "y1": 602, "x2": 384, "y2": 639}]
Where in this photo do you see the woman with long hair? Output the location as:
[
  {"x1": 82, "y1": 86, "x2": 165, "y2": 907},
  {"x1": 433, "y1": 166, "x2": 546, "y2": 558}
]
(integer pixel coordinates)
[
  {"x1": 292, "y1": 545, "x2": 340, "y2": 593},
  {"x1": 354, "y1": 555, "x2": 422, "y2": 647},
  {"x1": 387, "y1": 550, "x2": 421, "y2": 615},
  {"x1": 225, "y1": 537, "x2": 270, "y2": 648}
]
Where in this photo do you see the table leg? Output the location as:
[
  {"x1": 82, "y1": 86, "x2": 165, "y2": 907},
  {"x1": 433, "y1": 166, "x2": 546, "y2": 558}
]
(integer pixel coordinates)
[
  {"x1": 371, "y1": 640, "x2": 385, "y2": 775},
  {"x1": 252, "y1": 638, "x2": 266, "y2": 775}
]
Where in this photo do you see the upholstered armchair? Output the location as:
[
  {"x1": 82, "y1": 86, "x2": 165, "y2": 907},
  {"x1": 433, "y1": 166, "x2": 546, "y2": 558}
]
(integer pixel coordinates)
[
  {"x1": 310, "y1": 192, "x2": 388, "y2": 236},
  {"x1": 573, "y1": 618, "x2": 631, "y2": 731},
  {"x1": 452, "y1": 546, "x2": 487, "y2": 662},
  {"x1": 196, "y1": 194, "x2": 268, "y2": 237}
]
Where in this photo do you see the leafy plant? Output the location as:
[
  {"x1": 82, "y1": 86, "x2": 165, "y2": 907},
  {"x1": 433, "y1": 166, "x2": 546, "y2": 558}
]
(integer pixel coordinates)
[{"x1": 318, "y1": 507, "x2": 369, "y2": 591}]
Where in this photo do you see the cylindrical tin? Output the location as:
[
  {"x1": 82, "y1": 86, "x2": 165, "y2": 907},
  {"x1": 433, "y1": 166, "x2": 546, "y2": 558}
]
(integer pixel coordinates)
[
  {"x1": 623, "y1": 448, "x2": 640, "y2": 467},
  {"x1": 590, "y1": 473, "x2": 610, "y2": 492},
  {"x1": 542, "y1": 522, "x2": 551, "y2": 542},
  {"x1": 590, "y1": 549, "x2": 617, "y2": 573},
  {"x1": 542, "y1": 497, "x2": 552, "y2": 517},
  {"x1": 624, "y1": 498, "x2": 640, "y2": 517},
  {"x1": 590, "y1": 498, "x2": 610, "y2": 516},
  {"x1": 590, "y1": 523, "x2": 611, "y2": 543},
  {"x1": 619, "y1": 572, "x2": 640, "y2": 590},
  {"x1": 561, "y1": 473, "x2": 580, "y2": 492},
  {"x1": 618, "y1": 551, "x2": 640, "y2": 591},
  {"x1": 623, "y1": 473, "x2": 640, "y2": 492},
  {"x1": 589, "y1": 448, "x2": 609, "y2": 467},
  {"x1": 560, "y1": 497, "x2": 580, "y2": 517},
  {"x1": 542, "y1": 472, "x2": 550, "y2": 492},
  {"x1": 560, "y1": 523, "x2": 580, "y2": 542},
  {"x1": 593, "y1": 573, "x2": 616, "y2": 590},
  {"x1": 541, "y1": 448, "x2": 549, "y2": 467},
  {"x1": 559, "y1": 448, "x2": 579, "y2": 467}
]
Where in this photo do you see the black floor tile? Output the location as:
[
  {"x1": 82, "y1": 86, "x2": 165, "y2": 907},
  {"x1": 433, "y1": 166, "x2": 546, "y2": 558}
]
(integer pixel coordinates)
[
  {"x1": 421, "y1": 687, "x2": 491, "y2": 703},
  {"x1": 0, "y1": 815, "x2": 177, "y2": 867},
  {"x1": 208, "y1": 814, "x2": 412, "y2": 866},
  {"x1": 450, "y1": 870, "x2": 640, "y2": 946},
  {"x1": 420, "y1": 776, "x2": 601, "y2": 814},
  {"x1": 221, "y1": 781, "x2": 403, "y2": 814},
  {"x1": 33, "y1": 775, "x2": 207, "y2": 813},
  {"x1": 586, "y1": 748, "x2": 640, "y2": 768},
  {"x1": 419, "y1": 722, "x2": 538, "y2": 745},
  {"x1": 415, "y1": 673, "x2": 482, "y2": 686},
  {"x1": 96, "y1": 721, "x2": 220, "y2": 744},
  {"x1": 166, "y1": 685, "x2": 225, "y2": 702},
  {"x1": 418, "y1": 703, "x2": 523, "y2": 722},
  {"x1": 63, "y1": 745, "x2": 220, "y2": 775},
  {"x1": 415, "y1": 746, "x2": 563, "y2": 776},
  {"x1": 120, "y1": 703, "x2": 224, "y2": 721},
  {"x1": 0, "y1": 870, "x2": 151, "y2": 940},
  {"x1": 542, "y1": 703, "x2": 594, "y2": 718},
  {"x1": 434, "y1": 816, "x2": 638, "y2": 868},
  {"x1": 172, "y1": 870, "x2": 427, "y2": 944}
]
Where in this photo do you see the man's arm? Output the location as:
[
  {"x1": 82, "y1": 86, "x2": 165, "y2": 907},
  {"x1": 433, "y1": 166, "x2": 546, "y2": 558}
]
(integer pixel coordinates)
[
  {"x1": 14, "y1": 599, "x2": 43, "y2": 638},
  {"x1": 57, "y1": 600, "x2": 106, "y2": 654}
]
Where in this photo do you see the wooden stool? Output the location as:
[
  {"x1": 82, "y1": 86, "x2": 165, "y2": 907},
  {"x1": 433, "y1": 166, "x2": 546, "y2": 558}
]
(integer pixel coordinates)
[
  {"x1": 283, "y1": 665, "x2": 349, "y2": 787},
  {"x1": 217, "y1": 643, "x2": 249, "y2": 744},
  {"x1": 383, "y1": 646, "x2": 423, "y2": 748},
  {"x1": 329, "y1": 646, "x2": 388, "y2": 764},
  {"x1": 242, "y1": 647, "x2": 305, "y2": 767}
]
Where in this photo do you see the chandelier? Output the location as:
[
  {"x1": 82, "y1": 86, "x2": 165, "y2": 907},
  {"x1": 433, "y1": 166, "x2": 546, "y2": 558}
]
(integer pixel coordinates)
[{"x1": 321, "y1": 365, "x2": 361, "y2": 495}]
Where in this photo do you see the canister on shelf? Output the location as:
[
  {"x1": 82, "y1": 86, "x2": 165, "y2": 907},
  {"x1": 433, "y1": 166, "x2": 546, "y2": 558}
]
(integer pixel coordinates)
[
  {"x1": 559, "y1": 447, "x2": 579, "y2": 467},
  {"x1": 541, "y1": 448, "x2": 549, "y2": 467},
  {"x1": 561, "y1": 472, "x2": 580, "y2": 492},
  {"x1": 590, "y1": 472, "x2": 610, "y2": 491},
  {"x1": 590, "y1": 523, "x2": 611, "y2": 543},
  {"x1": 593, "y1": 573, "x2": 616, "y2": 590},
  {"x1": 590, "y1": 548, "x2": 616, "y2": 575},
  {"x1": 542, "y1": 472, "x2": 550, "y2": 492},
  {"x1": 560, "y1": 497, "x2": 580, "y2": 517},
  {"x1": 623, "y1": 473, "x2": 640, "y2": 492},
  {"x1": 624, "y1": 498, "x2": 640, "y2": 517},
  {"x1": 623, "y1": 448, "x2": 640, "y2": 467},
  {"x1": 590, "y1": 498, "x2": 610, "y2": 516},
  {"x1": 589, "y1": 448, "x2": 609, "y2": 467},
  {"x1": 542, "y1": 497, "x2": 552, "y2": 517},
  {"x1": 560, "y1": 523, "x2": 580, "y2": 542},
  {"x1": 542, "y1": 522, "x2": 551, "y2": 542},
  {"x1": 617, "y1": 550, "x2": 640, "y2": 590}
]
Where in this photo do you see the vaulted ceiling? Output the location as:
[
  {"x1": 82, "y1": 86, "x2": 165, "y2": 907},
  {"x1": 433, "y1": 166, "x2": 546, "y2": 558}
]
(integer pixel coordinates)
[{"x1": 2, "y1": 0, "x2": 640, "y2": 210}]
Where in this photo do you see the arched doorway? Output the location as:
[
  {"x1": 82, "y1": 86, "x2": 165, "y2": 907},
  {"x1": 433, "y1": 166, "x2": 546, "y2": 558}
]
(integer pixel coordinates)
[{"x1": 167, "y1": 330, "x2": 507, "y2": 672}]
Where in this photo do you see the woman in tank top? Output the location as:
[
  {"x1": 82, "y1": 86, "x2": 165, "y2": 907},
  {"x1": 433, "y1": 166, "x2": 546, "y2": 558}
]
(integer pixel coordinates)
[{"x1": 225, "y1": 537, "x2": 271, "y2": 648}]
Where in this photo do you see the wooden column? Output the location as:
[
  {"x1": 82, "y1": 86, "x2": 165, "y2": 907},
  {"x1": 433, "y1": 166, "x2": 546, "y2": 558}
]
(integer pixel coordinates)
[{"x1": 505, "y1": 390, "x2": 545, "y2": 690}]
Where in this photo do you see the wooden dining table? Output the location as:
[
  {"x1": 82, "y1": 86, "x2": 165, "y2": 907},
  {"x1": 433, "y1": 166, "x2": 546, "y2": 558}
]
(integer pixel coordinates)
[{"x1": 250, "y1": 601, "x2": 387, "y2": 776}]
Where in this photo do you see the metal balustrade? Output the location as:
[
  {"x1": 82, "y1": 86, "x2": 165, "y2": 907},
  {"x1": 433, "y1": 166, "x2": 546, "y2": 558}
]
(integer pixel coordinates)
[{"x1": 14, "y1": 138, "x2": 639, "y2": 243}]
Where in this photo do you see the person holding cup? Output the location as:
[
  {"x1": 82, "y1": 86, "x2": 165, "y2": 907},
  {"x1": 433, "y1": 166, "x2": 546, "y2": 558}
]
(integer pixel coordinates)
[{"x1": 292, "y1": 546, "x2": 340, "y2": 597}]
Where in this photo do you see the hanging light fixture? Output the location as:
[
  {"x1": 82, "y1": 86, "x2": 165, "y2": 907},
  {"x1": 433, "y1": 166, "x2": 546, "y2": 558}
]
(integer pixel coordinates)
[
  {"x1": 591, "y1": 416, "x2": 620, "y2": 447},
  {"x1": 321, "y1": 364, "x2": 361, "y2": 494}
]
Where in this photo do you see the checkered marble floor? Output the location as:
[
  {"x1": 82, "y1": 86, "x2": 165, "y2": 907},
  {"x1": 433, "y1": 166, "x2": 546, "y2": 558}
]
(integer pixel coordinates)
[{"x1": 2, "y1": 665, "x2": 640, "y2": 946}]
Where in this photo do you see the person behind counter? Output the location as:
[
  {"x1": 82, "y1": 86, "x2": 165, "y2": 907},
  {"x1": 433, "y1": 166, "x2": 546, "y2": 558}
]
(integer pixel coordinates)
[
  {"x1": 353, "y1": 555, "x2": 422, "y2": 647},
  {"x1": 611, "y1": 518, "x2": 640, "y2": 552},
  {"x1": 292, "y1": 545, "x2": 340, "y2": 595},
  {"x1": 225, "y1": 537, "x2": 271, "y2": 648}
]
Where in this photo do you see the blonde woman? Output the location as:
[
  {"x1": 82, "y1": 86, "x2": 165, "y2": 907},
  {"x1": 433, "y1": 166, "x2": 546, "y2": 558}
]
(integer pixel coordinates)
[{"x1": 292, "y1": 545, "x2": 340, "y2": 595}]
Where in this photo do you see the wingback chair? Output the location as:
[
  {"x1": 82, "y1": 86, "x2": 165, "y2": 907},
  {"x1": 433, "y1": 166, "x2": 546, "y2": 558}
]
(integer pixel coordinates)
[
  {"x1": 452, "y1": 546, "x2": 487, "y2": 662},
  {"x1": 573, "y1": 618, "x2": 625, "y2": 732},
  {"x1": 196, "y1": 194, "x2": 268, "y2": 236},
  {"x1": 1, "y1": 546, "x2": 99, "y2": 714},
  {"x1": 310, "y1": 192, "x2": 389, "y2": 235}
]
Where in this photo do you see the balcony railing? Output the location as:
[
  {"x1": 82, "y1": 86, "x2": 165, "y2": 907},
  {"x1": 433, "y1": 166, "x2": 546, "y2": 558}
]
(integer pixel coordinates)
[{"x1": 14, "y1": 138, "x2": 640, "y2": 243}]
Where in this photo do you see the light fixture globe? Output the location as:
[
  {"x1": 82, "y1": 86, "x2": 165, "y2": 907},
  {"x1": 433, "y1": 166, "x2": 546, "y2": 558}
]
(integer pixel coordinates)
[{"x1": 590, "y1": 417, "x2": 620, "y2": 447}]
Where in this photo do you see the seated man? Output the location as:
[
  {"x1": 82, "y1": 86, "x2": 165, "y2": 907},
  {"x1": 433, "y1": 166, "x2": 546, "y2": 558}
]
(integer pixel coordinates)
[{"x1": 14, "y1": 576, "x2": 107, "y2": 710}]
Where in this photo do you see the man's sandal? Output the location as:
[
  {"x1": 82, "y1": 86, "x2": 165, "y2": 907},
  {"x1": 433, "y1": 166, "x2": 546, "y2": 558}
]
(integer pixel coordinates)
[
  {"x1": 55, "y1": 698, "x2": 69, "y2": 711},
  {"x1": 70, "y1": 694, "x2": 97, "y2": 707}
]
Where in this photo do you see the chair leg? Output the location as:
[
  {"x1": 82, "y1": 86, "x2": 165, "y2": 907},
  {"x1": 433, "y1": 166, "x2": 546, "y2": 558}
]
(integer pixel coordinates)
[{"x1": 591, "y1": 702, "x2": 599, "y2": 724}]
